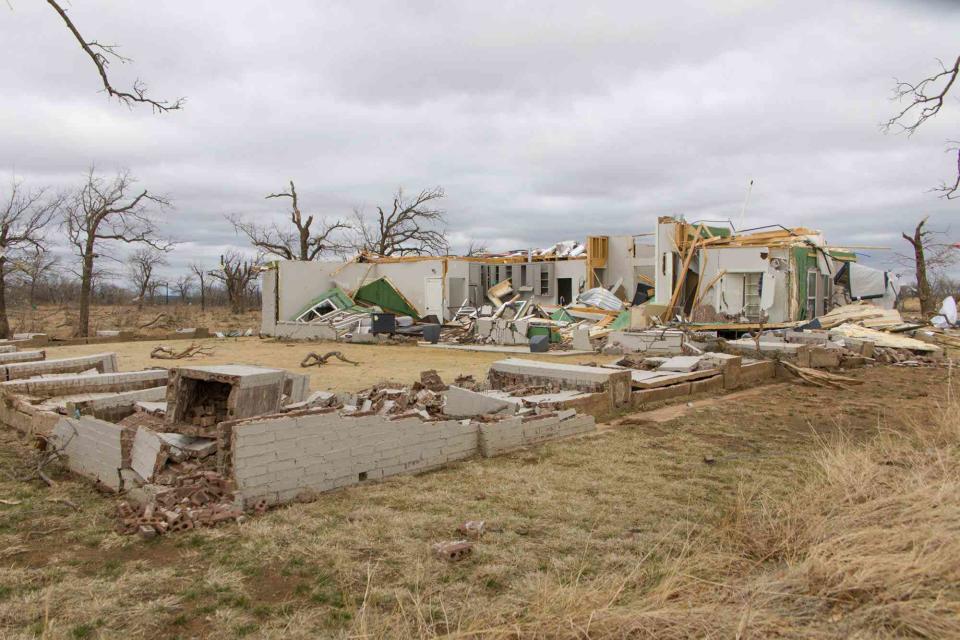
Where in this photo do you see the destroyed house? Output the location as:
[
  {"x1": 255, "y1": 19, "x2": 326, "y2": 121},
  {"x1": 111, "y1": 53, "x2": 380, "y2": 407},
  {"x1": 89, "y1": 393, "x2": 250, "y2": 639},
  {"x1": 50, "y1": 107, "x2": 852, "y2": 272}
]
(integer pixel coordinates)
[
  {"x1": 652, "y1": 216, "x2": 897, "y2": 326},
  {"x1": 260, "y1": 237, "x2": 654, "y2": 339}
]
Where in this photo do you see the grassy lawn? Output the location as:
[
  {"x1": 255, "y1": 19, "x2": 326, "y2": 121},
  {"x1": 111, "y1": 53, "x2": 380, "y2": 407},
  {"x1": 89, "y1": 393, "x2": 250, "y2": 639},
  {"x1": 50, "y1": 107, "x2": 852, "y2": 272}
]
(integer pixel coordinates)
[{"x1": 0, "y1": 366, "x2": 947, "y2": 639}]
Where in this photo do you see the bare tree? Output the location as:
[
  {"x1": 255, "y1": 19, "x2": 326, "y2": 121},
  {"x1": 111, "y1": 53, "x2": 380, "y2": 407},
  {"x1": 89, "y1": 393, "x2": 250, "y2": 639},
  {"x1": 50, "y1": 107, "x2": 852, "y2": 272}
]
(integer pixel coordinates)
[
  {"x1": 229, "y1": 181, "x2": 349, "y2": 261},
  {"x1": 44, "y1": 0, "x2": 184, "y2": 113},
  {"x1": 353, "y1": 187, "x2": 448, "y2": 256},
  {"x1": 174, "y1": 273, "x2": 194, "y2": 303},
  {"x1": 899, "y1": 216, "x2": 958, "y2": 317},
  {"x1": 126, "y1": 248, "x2": 167, "y2": 309},
  {"x1": 0, "y1": 180, "x2": 61, "y2": 338},
  {"x1": 14, "y1": 246, "x2": 61, "y2": 309},
  {"x1": 189, "y1": 262, "x2": 208, "y2": 312},
  {"x1": 63, "y1": 169, "x2": 173, "y2": 337},
  {"x1": 884, "y1": 55, "x2": 960, "y2": 198},
  {"x1": 209, "y1": 251, "x2": 260, "y2": 314},
  {"x1": 465, "y1": 240, "x2": 489, "y2": 256}
]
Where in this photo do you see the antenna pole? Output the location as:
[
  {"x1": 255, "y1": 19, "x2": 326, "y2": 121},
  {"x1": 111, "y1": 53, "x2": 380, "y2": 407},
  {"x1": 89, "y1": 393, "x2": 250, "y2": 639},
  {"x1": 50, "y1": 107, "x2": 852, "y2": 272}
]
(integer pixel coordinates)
[{"x1": 738, "y1": 179, "x2": 754, "y2": 231}]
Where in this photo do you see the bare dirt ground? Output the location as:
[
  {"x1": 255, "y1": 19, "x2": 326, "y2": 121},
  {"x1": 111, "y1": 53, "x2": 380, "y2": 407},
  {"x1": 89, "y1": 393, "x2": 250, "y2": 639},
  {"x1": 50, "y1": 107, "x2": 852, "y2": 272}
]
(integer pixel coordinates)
[
  {"x1": 0, "y1": 353, "x2": 944, "y2": 639},
  {"x1": 43, "y1": 337, "x2": 617, "y2": 393}
]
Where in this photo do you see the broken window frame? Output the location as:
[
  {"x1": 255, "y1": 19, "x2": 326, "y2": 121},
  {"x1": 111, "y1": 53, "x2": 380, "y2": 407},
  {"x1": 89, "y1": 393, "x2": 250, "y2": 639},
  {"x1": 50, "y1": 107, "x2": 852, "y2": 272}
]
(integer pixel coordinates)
[{"x1": 294, "y1": 297, "x2": 341, "y2": 323}]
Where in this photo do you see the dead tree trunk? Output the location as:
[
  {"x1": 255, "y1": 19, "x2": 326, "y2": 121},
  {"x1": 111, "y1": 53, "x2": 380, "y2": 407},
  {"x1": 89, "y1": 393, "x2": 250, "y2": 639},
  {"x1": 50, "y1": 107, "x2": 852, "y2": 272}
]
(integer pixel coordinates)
[
  {"x1": 0, "y1": 262, "x2": 9, "y2": 339},
  {"x1": 903, "y1": 218, "x2": 933, "y2": 317},
  {"x1": 78, "y1": 250, "x2": 95, "y2": 337}
]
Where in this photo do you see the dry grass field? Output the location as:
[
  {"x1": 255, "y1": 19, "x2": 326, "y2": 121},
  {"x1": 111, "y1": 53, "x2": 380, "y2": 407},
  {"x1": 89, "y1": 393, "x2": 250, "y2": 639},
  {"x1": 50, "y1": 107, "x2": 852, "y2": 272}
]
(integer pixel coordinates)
[
  {"x1": 0, "y1": 350, "x2": 955, "y2": 639},
  {"x1": 6, "y1": 304, "x2": 260, "y2": 340}
]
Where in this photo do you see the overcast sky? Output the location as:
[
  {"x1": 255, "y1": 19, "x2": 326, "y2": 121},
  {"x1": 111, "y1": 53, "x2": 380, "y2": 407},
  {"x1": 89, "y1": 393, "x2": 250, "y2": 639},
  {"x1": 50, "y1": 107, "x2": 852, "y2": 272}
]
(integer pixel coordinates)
[{"x1": 1, "y1": 0, "x2": 958, "y2": 281}]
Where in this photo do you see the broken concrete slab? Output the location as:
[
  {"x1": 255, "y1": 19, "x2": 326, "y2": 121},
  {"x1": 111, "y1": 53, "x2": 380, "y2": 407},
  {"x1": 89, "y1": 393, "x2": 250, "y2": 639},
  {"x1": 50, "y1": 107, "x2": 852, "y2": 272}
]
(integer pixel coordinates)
[
  {"x1": 606, "y1": 330, "x2": 684, "y2": 354},
  {"x1": 657, "y1": 356, "x2": 703, "y2": 372},
  {"x1": 488, "y1": 358, "x2": 632, "y2": 407},
  {"x1": 51, "y1": 416, "x2": 126, "y2": 491},
  {"x1": 131, "y1": 427, "x2": 167, "y2": 482},
  {"x1": 443, "y1": 386, "x2": 519, "y2": 417}
]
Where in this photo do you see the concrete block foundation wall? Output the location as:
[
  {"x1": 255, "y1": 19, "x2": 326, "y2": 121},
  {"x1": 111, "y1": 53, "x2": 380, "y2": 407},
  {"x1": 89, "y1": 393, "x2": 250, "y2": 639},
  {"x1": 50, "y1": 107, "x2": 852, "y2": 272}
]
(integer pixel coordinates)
[
  {"x1": 488, "y1": 359, "x2": 632, "y2": 420},
  {"x1": 2, "y1": 353, "x2": 118, "y2": 381},
  {"x1": 0, "y1": 369, "x2": 167, "y2": 398},
  {"x1": 229, "y1": 412, "x2": 480, "y2": 506},
  {"x1": 51, "y1": 417, "x2": 125, "y2": 491},
  {"x1": 0, "y1": 370, "x2": 169, "y2": 436},
  {"x1": 0, "y1": 350, "x2": 45, "y2": 365},
  {"x1": 478, "y1": 411, "x2": 596, "y2": 457}
]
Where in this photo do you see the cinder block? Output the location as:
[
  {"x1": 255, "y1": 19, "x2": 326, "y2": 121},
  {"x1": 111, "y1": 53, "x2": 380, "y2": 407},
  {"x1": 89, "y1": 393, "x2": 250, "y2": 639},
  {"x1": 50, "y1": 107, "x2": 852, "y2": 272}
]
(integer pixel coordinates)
[
  {"x1": 631, "y1": 383, "x2": 691, "y2": 409},
  {"x1": 691, "y1": 375, "x2": 723, "y2": 395}
]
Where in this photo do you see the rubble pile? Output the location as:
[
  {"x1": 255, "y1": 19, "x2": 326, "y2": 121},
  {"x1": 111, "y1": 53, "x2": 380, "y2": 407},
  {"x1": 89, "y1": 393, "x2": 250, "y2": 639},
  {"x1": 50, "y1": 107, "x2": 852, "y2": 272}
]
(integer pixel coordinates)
[{"x1": 115, "y1": 471, "x2": 244, "y2": 538}]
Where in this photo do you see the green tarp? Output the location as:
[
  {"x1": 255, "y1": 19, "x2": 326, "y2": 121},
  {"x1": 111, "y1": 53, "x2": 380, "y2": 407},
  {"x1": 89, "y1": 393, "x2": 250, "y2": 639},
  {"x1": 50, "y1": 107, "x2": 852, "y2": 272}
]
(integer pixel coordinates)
[
  {"x1": 354, "y1": 277, "x2": 421, "y2": 319},
  {"x1": 608, "y1": 309, "x2": 631, "y2": 331},
  {"x1": 698, "y1": 225, "x2": 732, "y2": 239}
]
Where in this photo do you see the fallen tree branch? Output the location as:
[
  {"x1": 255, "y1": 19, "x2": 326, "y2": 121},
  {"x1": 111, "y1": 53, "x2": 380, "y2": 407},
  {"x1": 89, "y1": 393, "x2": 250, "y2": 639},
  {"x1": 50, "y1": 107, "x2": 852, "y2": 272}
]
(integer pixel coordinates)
[
  {"x1": 300, "y1": 351, "x2": 360, "y2": 368},
  {"x1": 139, "y1": 313, "x2": 171, "y2": 329},
  {"x1": 150, "y1": 343, "x2": 214, "y2": 360}
]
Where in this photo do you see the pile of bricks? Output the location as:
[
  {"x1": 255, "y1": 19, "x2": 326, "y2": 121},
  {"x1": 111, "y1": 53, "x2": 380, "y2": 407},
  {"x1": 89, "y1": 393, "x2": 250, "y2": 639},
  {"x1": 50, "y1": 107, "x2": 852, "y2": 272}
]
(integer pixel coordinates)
[
  {"x1": 116, "y1": 471, "x2": 244, "y2": 538},
  {"x1": 187, "y1": 399, "x2": 226, "y2": 427},
  {"x1": 343, "y1": 383, "x2": 446, "y2": 420}
]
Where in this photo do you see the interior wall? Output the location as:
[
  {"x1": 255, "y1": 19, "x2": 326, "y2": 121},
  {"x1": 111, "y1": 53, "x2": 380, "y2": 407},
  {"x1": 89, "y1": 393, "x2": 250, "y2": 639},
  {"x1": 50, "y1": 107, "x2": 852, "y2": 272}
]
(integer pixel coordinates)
[{"x1": 697, "y1": 247, "x2": 791, "y2": 321}]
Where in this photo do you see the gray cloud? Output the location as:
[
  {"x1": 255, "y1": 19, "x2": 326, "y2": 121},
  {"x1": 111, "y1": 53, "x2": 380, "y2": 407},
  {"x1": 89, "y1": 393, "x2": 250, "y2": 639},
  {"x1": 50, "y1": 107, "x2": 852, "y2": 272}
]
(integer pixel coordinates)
[{"x1": 1, "y1": 0, "x2": 958, "y2": 282}]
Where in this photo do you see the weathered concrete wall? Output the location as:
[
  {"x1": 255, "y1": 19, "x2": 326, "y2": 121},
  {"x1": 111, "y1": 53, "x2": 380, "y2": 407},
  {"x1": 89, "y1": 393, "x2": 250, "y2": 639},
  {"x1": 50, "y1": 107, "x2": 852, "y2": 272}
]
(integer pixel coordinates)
[
  {"x1": 3, "y1": 353, "x2": 118, "y2": 381},
  {"x1": 0, "y1": 371, "x2": 168, "y2": 435},
  {"x1": 51, "y1": 417, "x2": 125, "y2": 491},
  {"x1": 230, "y1": 412, "x2": 479, "y2": 506},
  {"x1": 0, "y1": 350, "x2": 45, "y2": 364},
  {"x1": 261, "y1": 270, "x2": 278, "y2": 335},
  {"x1": 478, "y1": 410, "x2": 595, "y2": 457},
  {"x1": 489, "y1": 359, "x2": 631, "y2": 405},
  {"x1": 0, "y1": 369, "x2": 167, "y2": 397}
]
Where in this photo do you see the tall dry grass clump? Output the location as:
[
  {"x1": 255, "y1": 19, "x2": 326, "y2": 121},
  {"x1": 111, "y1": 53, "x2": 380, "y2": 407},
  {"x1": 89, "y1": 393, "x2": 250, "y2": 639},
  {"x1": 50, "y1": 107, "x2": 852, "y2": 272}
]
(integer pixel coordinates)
[
  {"x1": 591, "y1": 389, "x2": 960, "y2": 639},
  {"x1": 356, "y1": 387, "x2": 960, "y2": 639}
]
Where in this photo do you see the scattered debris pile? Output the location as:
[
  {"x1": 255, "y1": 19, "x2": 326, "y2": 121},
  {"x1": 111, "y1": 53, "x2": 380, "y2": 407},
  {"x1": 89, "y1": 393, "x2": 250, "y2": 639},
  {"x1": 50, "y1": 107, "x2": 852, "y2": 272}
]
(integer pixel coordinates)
[{"x1": 115, "y1": 471, "x2": 244, "y2": 538}]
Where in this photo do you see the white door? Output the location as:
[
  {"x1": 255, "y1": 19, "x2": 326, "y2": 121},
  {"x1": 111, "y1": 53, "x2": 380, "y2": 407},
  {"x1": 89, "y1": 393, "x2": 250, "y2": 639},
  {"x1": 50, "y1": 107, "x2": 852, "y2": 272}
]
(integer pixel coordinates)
[{"x1": 424, "y1": 277, "x2": 444, "y2": 320}]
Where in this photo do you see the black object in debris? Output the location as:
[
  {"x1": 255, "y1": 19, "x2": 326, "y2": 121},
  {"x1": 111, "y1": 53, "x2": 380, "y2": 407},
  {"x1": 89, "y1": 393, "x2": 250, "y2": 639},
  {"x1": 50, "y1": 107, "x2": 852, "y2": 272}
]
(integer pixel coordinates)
[
  {"x1": 797, "y1": 318, "x2": 822, "y2": 330},
  {"x1": 372, "y1": 312, "x2": 397, "y2": 335},
  {"x1": 422, "y1": 324, "x2": 442, "y2": 344},
  {"x1": 529, "y1": 334, "x2": 550, "y2": 353},
  {"x1": 421, "y1": 314, "x2": 441, "y2": 325},
  {"x1": 632, "y1": 283, "x2": 655, "y2": 306}
]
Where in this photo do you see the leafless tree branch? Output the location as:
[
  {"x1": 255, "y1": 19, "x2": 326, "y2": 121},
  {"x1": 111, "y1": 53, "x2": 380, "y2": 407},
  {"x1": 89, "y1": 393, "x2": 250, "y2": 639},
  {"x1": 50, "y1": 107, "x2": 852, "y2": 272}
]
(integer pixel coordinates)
[
  {"x1": 0, "y1": 179, "x2": 62, "y2": 337},
  {"x1": 353, "y1": 186, "x2": 448, "y2": 257},
  {"x1": 62, "y1": 168, "x2": 174, "y2": 336},
  {"x1": 45, "y1": 0, "x2": 184, "y2": 113},
  {"x1": 126, "y1": 247, "x2": 167, "y2": 309},
  {"x1": 229, "y1": 180, "x2": 350, "y2": 261},
  {"x1": 884, "y1": 55, "x2": 960, "y2": 199},
  {"x1": 208, "y1": 250, "x2": 260, "y2": 314}
]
